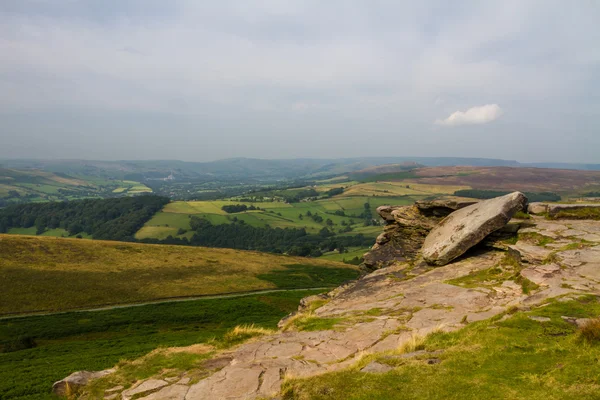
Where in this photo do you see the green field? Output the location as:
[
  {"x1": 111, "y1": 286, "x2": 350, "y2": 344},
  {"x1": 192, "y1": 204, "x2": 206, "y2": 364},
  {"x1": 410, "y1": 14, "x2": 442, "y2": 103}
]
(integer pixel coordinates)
[
  {"x1": 0, "y1": 290, "x2": 322, "y2": 400},
  {"x1": 321, "y1": 247, "x2": 371, "y2": 262},
  {"x1": 0, "y1": 235, "x2": 358, "y2": 315}
]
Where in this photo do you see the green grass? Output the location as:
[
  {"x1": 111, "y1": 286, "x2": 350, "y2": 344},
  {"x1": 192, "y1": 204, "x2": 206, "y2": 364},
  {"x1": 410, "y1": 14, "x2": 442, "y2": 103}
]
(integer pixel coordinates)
[
  {"x1": 321, "y1": 247, "x2": 370, "y2": 262},
  {"x1": 446, "y1": 267, "x2": 512, "y2": 289},
  {"x1": 518, "y1": 232, "x2": 555, "y2": 246},
  {"x1": 7, "y1": 227, "x2": 37, "y2": 235},
  {"x1": 289, "y1": 315, "x2": 344, "y2": 332},
  {"x1": 513, "y1": 211, "x2": 531, "y2": 219},
  {"x1": 282, "y1": 296, "x2": 600, "y2": 400},
  {"x1": 0, "y1": 235, "x2": 357, "y2": 315},
  {"x1": 0, "y1": 290, "x2": 322, "y2": 400}
]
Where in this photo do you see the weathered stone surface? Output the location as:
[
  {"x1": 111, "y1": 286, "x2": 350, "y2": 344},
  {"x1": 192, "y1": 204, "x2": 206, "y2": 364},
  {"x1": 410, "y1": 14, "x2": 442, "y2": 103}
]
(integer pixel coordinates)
[
  {"x1": 52, "y1": 369, "x2": 115, "y2": 397},
  {"x1": 361, "y1": 362, "x2": 393, "y2": 373},
  {"x1": 422, "y1": 192, "x2": 527, "y2": 265},
  {"x1": 122, "y1": 379, "x2": 169, "y2": 400},
  {"x1": 528, "y1": 202, "x2": 549, "y2": 214},
  {"x1": 105, "y1": 385, "x2": 124, "y2": 394},
  {"x1": 364, "y1": 206, "x2": 438, "y2": 269},
  {"x1": 529, "y1": 202, "x2": 600, "y2": 217},
  {"x1": 137, "y1": 384, "x2": 189, "y2": 400},
  {"x1": 528, "y1": 316, "x2": 551, "y2": 322},
  {"x1": 377, "y1": 205, "x2": 404, "y2": 222},
  {"x1": 415, "y1": 197, "x2": 479, "y2": 217}
]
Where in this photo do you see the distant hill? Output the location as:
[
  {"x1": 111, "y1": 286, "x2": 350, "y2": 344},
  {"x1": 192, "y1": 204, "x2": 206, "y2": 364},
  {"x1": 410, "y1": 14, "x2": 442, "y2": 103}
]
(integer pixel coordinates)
[{"x1": 2, "y1": 157, "x2": 599, "y2": 184}]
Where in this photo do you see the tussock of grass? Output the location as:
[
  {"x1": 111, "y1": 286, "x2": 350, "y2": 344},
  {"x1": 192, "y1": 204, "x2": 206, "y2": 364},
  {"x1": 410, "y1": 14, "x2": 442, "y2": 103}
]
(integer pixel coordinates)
[
  {"x1": 398, "y1": 333, "x2": 426, "y2": 354},
  {"x1": 513, "y1": 211, "x2": 531, "y2": 219},
  {"x1": 283, "y1": 312, "x2": 344, "y2": 332},
  {"x1": 579, "y1": 318, "x2": 600, "y2": 343},
  {"x1": 218, "y1": 324, "x2": 275, "y2": 348}
]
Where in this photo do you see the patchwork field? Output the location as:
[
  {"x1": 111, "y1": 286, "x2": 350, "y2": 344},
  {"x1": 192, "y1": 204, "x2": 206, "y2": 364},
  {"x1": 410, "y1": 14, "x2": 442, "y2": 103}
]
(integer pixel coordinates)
[
  {"x1": 135, "y1": 195, "x2": 419, "y2": 241},
  {"x1": 0, "y1": 235, "x2": 358, "y2": 315}
]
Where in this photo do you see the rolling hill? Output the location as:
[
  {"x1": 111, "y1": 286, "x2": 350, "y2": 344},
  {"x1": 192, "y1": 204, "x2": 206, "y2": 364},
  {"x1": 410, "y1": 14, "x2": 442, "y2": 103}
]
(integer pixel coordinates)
[{"x1": 0, "y1": 234, "x2": 358, "y2": 315}]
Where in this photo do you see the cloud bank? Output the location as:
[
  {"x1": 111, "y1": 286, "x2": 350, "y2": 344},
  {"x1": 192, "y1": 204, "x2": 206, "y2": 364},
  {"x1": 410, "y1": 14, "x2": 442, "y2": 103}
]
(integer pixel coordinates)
[
  {"x1": 436, "y1": 104, "x2": 504, "y2": 126},
  {"x1": 0, "y1": 1, "x2": 598, "y2": 162}
]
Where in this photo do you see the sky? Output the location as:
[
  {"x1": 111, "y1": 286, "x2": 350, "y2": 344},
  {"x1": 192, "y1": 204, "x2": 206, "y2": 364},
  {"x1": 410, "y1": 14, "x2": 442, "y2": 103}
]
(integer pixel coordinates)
[{"x1": 0, "y1": 1, "x2": 599, "y2": 163}]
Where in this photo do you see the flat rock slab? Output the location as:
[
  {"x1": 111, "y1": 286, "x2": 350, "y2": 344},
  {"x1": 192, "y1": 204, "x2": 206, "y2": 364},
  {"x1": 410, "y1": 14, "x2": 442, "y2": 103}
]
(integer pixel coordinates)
[
  {"x1": 361, "y1": 362, "x2": 393, "y2": 373},
  {"x1": 122, "y1": 379, "x2": 169, "y2": 400},
  {"x1": 422, "y1": 192, "x2": 527, "y2": 265},
  {"x1": 138, "y1": 384, "x2": 189, "y2": 400}
]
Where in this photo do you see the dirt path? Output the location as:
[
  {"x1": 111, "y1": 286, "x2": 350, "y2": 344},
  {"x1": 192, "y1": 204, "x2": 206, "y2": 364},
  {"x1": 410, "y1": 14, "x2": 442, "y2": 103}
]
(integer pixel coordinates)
[{"x1": 0, "y1": 287, "x2": 332, "y2": 320}]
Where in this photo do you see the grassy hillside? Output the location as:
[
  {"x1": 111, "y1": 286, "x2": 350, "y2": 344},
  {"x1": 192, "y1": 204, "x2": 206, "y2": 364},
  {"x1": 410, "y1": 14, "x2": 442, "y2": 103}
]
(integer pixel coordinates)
[
  {"x1": 0, "y1": 235, "x2": 358, "y2": 315},
  {"x1": 282, "y1": 296, "x2": 600, "y2": 399},
  {"x1": 0, "y1": 290, "x2": 321, "y2": 400}
]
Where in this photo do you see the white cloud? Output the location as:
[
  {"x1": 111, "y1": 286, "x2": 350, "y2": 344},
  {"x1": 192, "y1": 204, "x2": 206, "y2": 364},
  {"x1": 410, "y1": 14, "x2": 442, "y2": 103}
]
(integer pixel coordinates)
[{"x1": 435, "y1": 104, "x2": 503, "y2": 126}]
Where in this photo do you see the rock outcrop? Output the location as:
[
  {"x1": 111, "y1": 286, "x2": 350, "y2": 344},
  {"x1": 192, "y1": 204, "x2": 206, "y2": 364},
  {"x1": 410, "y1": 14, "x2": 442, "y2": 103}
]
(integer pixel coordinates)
[
  {"x1": 52, "y1": 369, "x2": 115, "y2": 397},
  {"x1": 422, "y1": 192, "x2": 527, "y2": 265},
  {"x1": 61, "y1": 209, "x2": 600, "y2": 400},
  {"x1": 363, "y1": 197, "x2": 478, "y2": 269},
  {"x1": 528, "y1": 202, "x2": 600, "y2": 217}
]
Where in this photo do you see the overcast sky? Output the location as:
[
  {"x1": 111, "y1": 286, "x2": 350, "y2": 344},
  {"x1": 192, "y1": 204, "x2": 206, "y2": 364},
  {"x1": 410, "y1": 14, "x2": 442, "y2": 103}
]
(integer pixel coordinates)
[{"x1": 1, "y1": 1, "x2": 599, "y2": 162}]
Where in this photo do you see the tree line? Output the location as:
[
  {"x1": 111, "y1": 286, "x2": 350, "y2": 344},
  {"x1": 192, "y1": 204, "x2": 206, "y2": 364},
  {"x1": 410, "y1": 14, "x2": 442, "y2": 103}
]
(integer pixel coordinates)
[
  {"x1": 454, "y1": 189, "x2": 561, "y2": 202},
  {"x1": 140, "y1": 216, "x2": 374, "y2": 257},
  {"x1": 0, "y1": 195, "x2": 169, "y2": 241}
]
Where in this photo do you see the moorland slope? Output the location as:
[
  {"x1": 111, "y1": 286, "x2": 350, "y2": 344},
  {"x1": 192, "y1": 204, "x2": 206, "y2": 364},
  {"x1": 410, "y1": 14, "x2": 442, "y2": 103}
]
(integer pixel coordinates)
[{"x1": 0, "y1": 235, "x2": 358, "y2": 315}]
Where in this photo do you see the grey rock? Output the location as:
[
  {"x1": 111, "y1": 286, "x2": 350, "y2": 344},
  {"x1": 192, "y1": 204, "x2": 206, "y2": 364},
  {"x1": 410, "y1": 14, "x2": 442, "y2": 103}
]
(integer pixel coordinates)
[
  {"x1": 122, "y1": 379, "x2": 169, "y2": 400},
  {"x1": 360, "y1": 362, "x2": 393, "y2": 373},
  {"x1": 136, "y1": 384, "x2": 189, "y2": 400},
  {"x1": 561, "y1": 316, "x2": 594, "y2": 328},
  {"x1": 427, "y1": 358, "x2": 441, "y2": 365},
  {"x1": 528, "y1": 316, "x2": 551, "y2": 322},
  {"x1": 52, "y1": 369, "x2": 115, "y2": 397},
  {"x1": 528, "y1": 202, "x2": 549, "y2": 214},
  {"x1": 422, "y1": 192, "x2": 528, "y2": 266},
  {"x1": 415, "y1": 197, "x2": 479, "y2": 217}
]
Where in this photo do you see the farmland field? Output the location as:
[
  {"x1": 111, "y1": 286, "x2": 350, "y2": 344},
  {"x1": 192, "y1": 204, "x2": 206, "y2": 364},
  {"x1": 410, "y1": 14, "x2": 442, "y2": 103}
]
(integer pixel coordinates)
[{"x1": 0, "y1": 235, "x2": 358, "y2": 315}]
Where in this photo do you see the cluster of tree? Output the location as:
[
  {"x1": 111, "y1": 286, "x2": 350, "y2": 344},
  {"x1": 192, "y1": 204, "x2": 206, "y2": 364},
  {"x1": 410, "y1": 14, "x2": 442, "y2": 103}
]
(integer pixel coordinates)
[
  {"x1": 283, "y1": 188, "x2": 319, "y2": 203},
  {"x1": 140, "y1": 217, "x2": 374, "y2": 257},
  {"x1": 0, "y1": 195, "x2": 169, "y2": 240},
  {"x1": 324, "y1": 187, "x2": 344, "y2": 197},
  {"x1": 221, "y1": 204, "x2": 260, "y2": 213},
  {"x1": 454, "y1": 190, "x2": 561, "y2": 202},
  {"x1": 583, "y1": 192, "x2": 600, "y2": 197}
]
